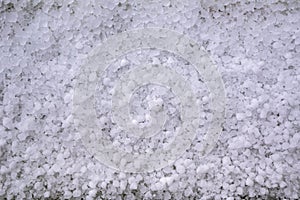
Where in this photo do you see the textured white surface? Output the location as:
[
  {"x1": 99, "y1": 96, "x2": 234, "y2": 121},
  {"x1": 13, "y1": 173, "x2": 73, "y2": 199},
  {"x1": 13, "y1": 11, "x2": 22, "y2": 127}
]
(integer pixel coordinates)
[
  {"x1": 1, "y1": 0, "x2": 300, "y2": 199},
  {"x1": 74, "y1": 28, "x2": 225, "y2": 172}
]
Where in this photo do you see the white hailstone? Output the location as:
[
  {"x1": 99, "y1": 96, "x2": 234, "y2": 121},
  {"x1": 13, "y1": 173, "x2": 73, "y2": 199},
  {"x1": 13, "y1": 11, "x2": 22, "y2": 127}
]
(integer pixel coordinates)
[
  {"x1": 0, "y1": 166, "x2": 8, "y2": 174},
  {"x1": 184, "y1": 187, "x2": 193, "y2": 197},
  {"x1": 229, "y1": 184, "x2": 237, "y2": 192},
  {"x1": 236, "y1": 113, "x2": 245, "y2": 121},
  {"x1": 152, "y1": 57, "x2": 160, "y2": 65},
  {"x1": 136, "y1": 174, "x2": 143, "y2": 182},
  {"x1": 222, "y1": 156, "x2": 231, "y2": 165},
  {"x1": 160, "y1": 176, "x2": 173, "y2": 186},
  {"x1": 6, "y1": 11, "x2": 18, "y2": 23},
  {"x1": 162, "y1": 166, "x2": 173, "y2": 174},
  {"x1": 64, "y1": 191, "x2": 72, "y2": 199},
  {"x1": 17, "y1": 132, "x2": 27, "y2": 141},
  {"x1": 245, "y1": 178, "x2": 254, "y2": 187},
  {"x1": 280, "y1": 181, "x2": 287, "y2": 188},
  {"x1": 164, "y1": 192, "x2": 172, "y2": 200},
  {"x1": 17, "y1": 117, "x2": 34, "y2": 132},
  {"x1": 89, "y1": 72, "x2": 97, "y2": 82},
  {"x1": 148, "y1": 98, "x2": 164, "y2": 112},
  {"x1": 80, "y1": 166, "x2": 87, "y2": 173},
  {"x1": 88, "y1": 179, "x2": 99, "y2": 189},
  {"x1": 175, "y1": 164, "x2": 185, "y2": 174},
  {"x1": 144, "y1": 191, "x2": 152, "y2": 199},
  {"x1": 130, "y1": 182, "x2": 138, "y2": 190},
  {"x1": 86, "y1": 196, "x2": 94, "y2": 200},
  {"x1": 44, "y1": 191, "x2": 50, "y2": 198},
  {"x1": 118, "y1": 172, "x2": 126, "y2": 179},
  {"x1": 102, "y1": 77, "x2": 111, "y2": 86},
  {"x1": 120, "y1": 58, "x2": 129, "y2": 67},
  {"x1": 245, "y1": 110, "x2": 252, "y2": 117},
  {"x1": 236, "y1": 187, "x2": 243, "y2": 195},
  {"x1": 119, "y1": 180, "x2": 127, "y2": 191},
  {"x1": 34, "y1": 101, "x2": 42, "y2": 111},
  {"x1": 128, "y1": 177, "x2": 136, "y2": 185},
  {"x1": 196, "y1": 164, "x2": 210, "y2": 174},
  {"x1": 249, "y1": 98, "x2": 259, "y2": 108},
  {"x1": 51, "y1": 163, "x2": 61, "y2": 173},
  {"x1": 260, "y1": 187, "x2": 268, "y2": 195},
  {"x1": 290, "y1": 133, "x2": 300, "y2": 148},
  {"x1": 113, "y1": 180, "x2": 119, "y2": 188},
  {"x1": 125, "y1": 145, "x2": 133, "y2": 153},
  {"x1": 145, "y1": 113, "x2": 152, "y2": 121},
  {"x1": 73, "y1": 189, "x2": 81, "y2": 198},
  {"x1": 88, "y1": 189, "x2": 97, "y2": 197},
  {"x1": 100, "y1": 182, "x2": 107, "y2": 189},
  {"x1": 99, "y1": 116, "x2": 109, "y2": 125},
  {"x1": 62, "y1": 115, "x2": 73, "y2": 128},
  {"x1": 75, "y1": 42, "x2": 83, "y2": 49},
  {"x1": 127, "y1": 80, "x2": 136, "y2": 90},
  {"x1": 255, "y1": 175, "x2": 264, "y2": 185},
  {"x1": 34, "y1": 182, "x2": 43, "y2": 190},
  {"x1": 3, "y1": 117, "x2": 12, "y2": 129},
  {"x1": 270, "y1": 153, "x2": 280, "y2": 162},
  {"x1": 228, "y1": 135, "x2": 251, "y2": 149},
  {"x1": 154, "y1": 181, "x2": 164, "y2": 191}
]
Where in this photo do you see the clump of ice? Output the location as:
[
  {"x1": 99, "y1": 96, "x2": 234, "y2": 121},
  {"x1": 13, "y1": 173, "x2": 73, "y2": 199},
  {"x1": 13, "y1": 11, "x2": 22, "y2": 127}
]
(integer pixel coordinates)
[{"x1": 1, "y1": 0, "x2": 299, "y2": 199}]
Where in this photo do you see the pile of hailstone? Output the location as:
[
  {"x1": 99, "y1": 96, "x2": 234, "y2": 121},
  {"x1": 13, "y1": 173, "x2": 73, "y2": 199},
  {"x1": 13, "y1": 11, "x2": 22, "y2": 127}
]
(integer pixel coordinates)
[{"x1": 1, "y1": 0, "x2": 299, "y2": 199}]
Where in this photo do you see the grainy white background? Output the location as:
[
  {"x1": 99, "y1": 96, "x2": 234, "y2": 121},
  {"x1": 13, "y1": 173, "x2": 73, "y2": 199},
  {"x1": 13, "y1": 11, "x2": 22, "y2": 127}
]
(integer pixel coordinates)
[{"x1": 1, "y1": 0, "x2": 299, "y2": 199}]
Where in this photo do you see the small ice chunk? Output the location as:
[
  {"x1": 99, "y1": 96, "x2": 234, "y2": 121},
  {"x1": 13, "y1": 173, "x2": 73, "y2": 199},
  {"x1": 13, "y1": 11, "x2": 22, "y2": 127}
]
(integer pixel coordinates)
[
  {"x1": 88, "y1": 189, "x2": 97, "y2": 197},
  {"x1": 64, "y1": 93, "x2": 72, "y2": 104},
  {"x1": 131, "y1": 119, "x2": 138, "y2": 125},
  {"x1": 236, "y1": 113, "x2": 245, "y2": 121},
  {"x1": 120, "y1": 58, "x2": 129, "y2": 66},
  {"x1": 6, "y1": 12, "x2": 18, "y2": 23},
  {"x1": 17, "y1": 132, "x2": 27, "y2": 141},
  {"x1": 64, "y1": 191, "x2": 72, "y2": 199},
  {"x1": 228, "y1": 135, "x2": 251, "y2": 149},
  {"x1": 89, "y1": 72, "x2": 97, "y2": 82},
  {"x1": 75, "y1": 42, "x2": 83, "y2": 49},
  {"x1": 152, "y1": 57, "x2": 160, "y2": 65},
  {"x1": 255, "y1": 175, "x2": 264, "y2": 185},
  {"x1": 44, "y1": 191, "x2": 50, "y2": 198},
  {"x1": 148, "y1": 98, "x2": 163, "y2": 112},
  {"x1": 100, "y1": 116, "x2": 109, "y2": 125},
  {"x1": 130, "y1": 182, "x2": 137, "y2": 190},
  {"x1": 222, "y1": 156, "x2": 231, "y2": 165},
  {"x1": 184, "y1": 187, "x2": 193, "y2": 197},
  {"x1": 113, "y1": 180, "x2": 119, "y2": 187},
  {"x1": 103, "y1": 77, "x2": 111, "y2": 86},
  {"x1": 73, "y1": 189, "x2": 81, "y2": 197},
  {"x1": 196, "y1": 164, "x2": 210, "y2": 174},
  {"x1": 246, "y1": 177, "x2": 254, "y2": 186},
  {"x1": 160, "y1": 176, "x2": 173, "y2": 186},
  {"x1": 176, "y1": 164, "x2": 185, "y2": 174}
]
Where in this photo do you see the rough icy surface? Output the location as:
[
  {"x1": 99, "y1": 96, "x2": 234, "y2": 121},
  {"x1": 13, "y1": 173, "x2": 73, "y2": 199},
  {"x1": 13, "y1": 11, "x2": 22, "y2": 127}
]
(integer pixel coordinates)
[{"x1": 1, "y1": 0, "x2": 300, "y2": 199}]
